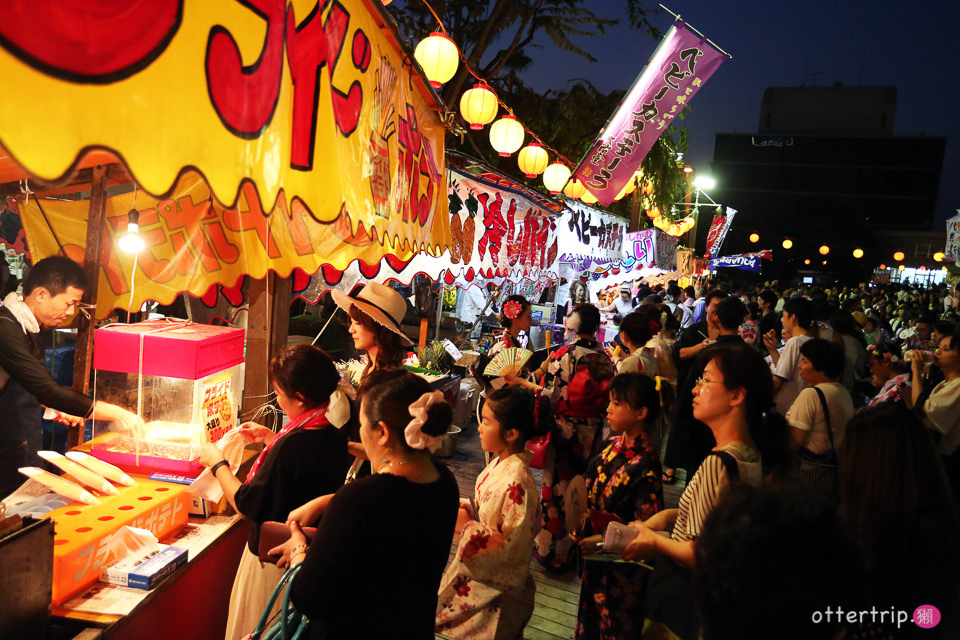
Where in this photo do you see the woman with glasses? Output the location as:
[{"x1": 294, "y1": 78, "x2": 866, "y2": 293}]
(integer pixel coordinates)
[{"x1": 620, "y1": 344, "x2": 791, "y2": 640}]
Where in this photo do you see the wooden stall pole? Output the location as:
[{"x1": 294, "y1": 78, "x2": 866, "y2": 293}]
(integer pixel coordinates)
[
  {"x1": 70, "y1": 164, "x2": 111, "y2": 448},
  {"x1": 240, "y1": 272, "x2": 291, "y2": 428}
]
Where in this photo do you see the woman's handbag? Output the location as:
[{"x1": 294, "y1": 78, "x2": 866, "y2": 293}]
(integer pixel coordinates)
[
  {"x1": 793, "y1": 387, "x2": 839, "y2": 504},
  {"x1": 244, "y1": 564, "x2": 309, "y2": 640}
]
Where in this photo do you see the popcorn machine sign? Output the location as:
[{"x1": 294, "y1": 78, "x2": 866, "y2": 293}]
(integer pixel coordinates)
[{"x1": 201, "y1": 371, "x2": 235, "y2": 442}]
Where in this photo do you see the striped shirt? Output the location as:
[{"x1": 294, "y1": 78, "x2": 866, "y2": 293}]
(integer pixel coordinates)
[{"x1": 671, "y1": 444, "x2": 762, "y2": 542}]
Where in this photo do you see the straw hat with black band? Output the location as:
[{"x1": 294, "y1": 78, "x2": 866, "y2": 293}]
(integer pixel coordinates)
[{"x1": 331, "y1": 283, "x2": 413, "y2": 345}]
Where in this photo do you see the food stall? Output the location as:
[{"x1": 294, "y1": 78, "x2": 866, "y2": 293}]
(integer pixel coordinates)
[{"x1": 0, "y1": 0, "x2": 452, "y2": 637}]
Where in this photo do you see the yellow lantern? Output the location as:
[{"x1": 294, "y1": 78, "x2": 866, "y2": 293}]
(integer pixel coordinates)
[
  {"x1": 782, "y1": 238, "x2": 793, "y2": 250},
  {"x1": 934, "y1": 251, "x2": 945, "y2": 262},
  {"x1": 898, "y1": 264, "x2": 905, "y2": 271},
  {"x1": 413, "y1": 33, "x2": 459, "y2": 89},
  {"x1": 543, "y1": 162, "x2": 572, "y2": 194},
  {"x1": 459, "y1": 83, "x2": 498, "y2": 130},
  {"x1": 581, "y1": 189, "x2": 598, "y2": 205},
  {"x1": 853, "y1": 248, "x2": 864, "y2": 259},
  {"x1": 563, "y1": 177, "x2": 586, "y2": 199},
  {"x1": 517, "y1": 143, "x2": 549, "y2": 178},
  {"x1": 489, "y1": 115, "x2": 524, "y2": 157},
  {"x1": 613, "y1": 182, "x2": 630, "y2": 202},
  {"x1": 749, "y1": 233, "x2": 759, "y2": 243},
  {"x1": 647, "y1": 206, "x2": 661, "y2": 219},
  {"x1": 893, "y1": 251, "x2": 905, "y2": 262},
  {"x1": 819, "y1": 245, "x2": 830, "y2": 256},
  {"x1": 804, "y1": 259, "x2": 811, "y2": 265}
]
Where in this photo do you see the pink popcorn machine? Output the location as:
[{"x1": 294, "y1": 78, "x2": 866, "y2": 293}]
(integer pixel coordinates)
[{"x1": 89, "y1": 320, "x2": 245, "y2": 476}]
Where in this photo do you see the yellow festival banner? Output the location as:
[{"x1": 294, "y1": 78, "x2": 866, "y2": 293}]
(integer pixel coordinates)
[
  {"x1": 20, "y1": 172, "x2": 419, "y2": 318},
  {"x1": 0, "y1": 0, "x2": 449, "y2": 304}
]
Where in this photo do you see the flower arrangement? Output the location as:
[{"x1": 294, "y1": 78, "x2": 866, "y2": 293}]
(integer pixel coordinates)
[{"x1": 336, "y1": 359, "x2": 367, "y2": 388}]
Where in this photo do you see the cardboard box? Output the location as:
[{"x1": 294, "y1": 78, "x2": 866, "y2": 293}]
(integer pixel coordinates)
[{"x1": 100, "y1": 544, "x2": 188, "y2": 589}]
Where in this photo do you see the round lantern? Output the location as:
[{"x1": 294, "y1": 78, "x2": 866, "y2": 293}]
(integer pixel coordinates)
[
  {"x1": 563, "y1": 177, "x2": 586, "y2": 199},
  {"x1": 749, "y1": 232, "x2": 759, "y2": 243},
  {"x1": 819, "y1": 245, "x2": 830, "y2": 256},
  {"x1": 517, "y1": 144, "x2": 548, "y2": 178},
  {"x1": 489, "y1": 115, "x2": 524, "y2": 157},
  {"x1": 459, "y1": 83, "x2": 498, "y2": 130},
  {"x1": 543, "y1": 162, "x2": 572, "y2": 194},
  {"x1": 853, "y1": 248, "x2": 864, "y2": 259},
  {"x1": 581, "y1": 189, "x2": 598, "y2": 205},
  {"x1": 414, "y1": 33, "x2": 459, "y2": 89},
  {"x1": 613, "y1": 182, "x2": 630, "y2": 202},
  {"x1": 782, "y1": 238, "x2": 793, "y2": 250},
  {"x1": 893, "y1": 251, "x2": 905, "y2": 262},
  {"x1": 804, "y1": 259, "x2": 811, "y2": 265},
  {"x1": 934, "y1": 251, "x2": 945, "y2": 262},
  {"x1": 898, "y1": 264, "x2": 905, "y2": 271},
  {"x1": 879, "y1": 264, "x2": 887, "y2": 270},
  {"x1": 647, "y1": 206, "x2": 661, "y2": 219}
]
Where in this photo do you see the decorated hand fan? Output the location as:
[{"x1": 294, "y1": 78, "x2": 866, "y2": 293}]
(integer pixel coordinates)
[{"x1": 483, "y1": 347, "x2": 533, "y2": 377}]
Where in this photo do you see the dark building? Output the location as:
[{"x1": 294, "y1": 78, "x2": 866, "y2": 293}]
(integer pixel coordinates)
[{"x1": 705, "y1": 85, "x2": 946, "y2": 280}]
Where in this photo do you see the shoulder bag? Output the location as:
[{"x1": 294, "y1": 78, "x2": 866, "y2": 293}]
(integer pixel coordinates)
[{"x1": 793, "y1": 387, "x2": 839, "y2": 504}]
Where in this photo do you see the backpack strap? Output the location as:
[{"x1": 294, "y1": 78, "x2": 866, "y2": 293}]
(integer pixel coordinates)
[
  {"x1": 812, "y1": 386, "x2": 835, "y2": 451},
  {"x1": 711, "y1": 450, "x2": 740, "y2": 482}
]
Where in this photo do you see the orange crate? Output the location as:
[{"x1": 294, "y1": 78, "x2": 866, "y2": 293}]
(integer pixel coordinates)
[{"x1": 46, "y1": 478, "x2": 190, "y2": 605}]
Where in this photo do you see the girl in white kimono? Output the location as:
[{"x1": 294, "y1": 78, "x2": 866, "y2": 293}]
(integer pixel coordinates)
[{"x1": 436, "y1": 385, "x2": 555, "y2": 639}]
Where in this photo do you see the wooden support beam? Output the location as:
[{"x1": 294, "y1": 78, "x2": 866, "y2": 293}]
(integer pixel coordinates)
[
  {"x1": 240, "y1": 272, "x2": 291, "y2": 428},
  {"x1": 70, "y1": 164, "x2": 111, "y2": 448}
]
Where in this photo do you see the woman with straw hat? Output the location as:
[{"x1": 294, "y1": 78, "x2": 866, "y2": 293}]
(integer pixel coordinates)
[{"x1": 332, "y1": 282, "x2": 413, "y2": 378}]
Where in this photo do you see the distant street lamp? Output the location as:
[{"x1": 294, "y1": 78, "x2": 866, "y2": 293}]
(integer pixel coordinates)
[{"x1": 693, "y1": 176, "x2": 716, "y2": 190}]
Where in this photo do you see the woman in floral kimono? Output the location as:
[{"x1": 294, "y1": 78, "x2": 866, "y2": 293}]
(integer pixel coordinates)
[
  {"x1": 575, "y1": 373, "x2": 663, "y2": 640},
  {"x1": 509, "y1": 303, "x2": 613, "y2": 573},
  {"x1": 436, "y1": 385, "x2": 555, "y2": 639}
]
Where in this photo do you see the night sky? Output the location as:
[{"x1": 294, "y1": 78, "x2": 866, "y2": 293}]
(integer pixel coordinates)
[{"x1": 517, "y1": 0, "x2": 960, "y2": 229}]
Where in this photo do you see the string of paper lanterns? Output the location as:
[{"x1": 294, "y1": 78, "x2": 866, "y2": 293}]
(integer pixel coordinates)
[
  {"x1": 411, "y1": 5, "x2": 695, "y2": 232},
  {"x1": 410, "y1": 10, "x2": 619, "y2": 204}
]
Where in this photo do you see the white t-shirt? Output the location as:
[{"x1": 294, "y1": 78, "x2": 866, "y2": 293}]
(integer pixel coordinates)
[
  {"x1": 924, "y1": 377, "x2": 960, "y2": 455},
  {"x1": 786, "y1": 382, "x2": 855, "y2": 455},
  {"x1": 773, "y1": 335, "x2": 812, "y2": 415}
]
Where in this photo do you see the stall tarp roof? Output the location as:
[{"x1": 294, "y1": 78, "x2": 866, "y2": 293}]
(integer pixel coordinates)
[{"x1": 0, "y1": 0, "x2": 451, "y2": 307}]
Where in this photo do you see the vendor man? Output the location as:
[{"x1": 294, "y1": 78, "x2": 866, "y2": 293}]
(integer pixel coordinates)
[
  {"x1": 601, "y1": 285, "x2": 636, "y2": 319},
  {"x1": 0, "y1": 255, "x2": 142, "y2": 499}
]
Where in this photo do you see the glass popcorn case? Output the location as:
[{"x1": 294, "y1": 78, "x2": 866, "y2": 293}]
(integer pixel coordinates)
[{"x1": 88, "y1": 320, "x2": 245, "y2": 475}]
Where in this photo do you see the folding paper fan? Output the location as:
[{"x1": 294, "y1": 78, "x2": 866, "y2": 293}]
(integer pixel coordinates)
[{"x1": 483, "y1": 347, "x2": 533, "y2": 377}]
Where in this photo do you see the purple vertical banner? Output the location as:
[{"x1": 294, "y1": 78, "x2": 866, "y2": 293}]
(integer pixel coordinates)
[{"x1": 573, "y1": 21, "x2": 729, "y2": 206}]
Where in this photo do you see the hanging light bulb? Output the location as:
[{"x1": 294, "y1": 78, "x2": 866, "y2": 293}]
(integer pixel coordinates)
[
  {"x1": 413, "y1": 33, "x2": 459, "y2": 89},
  {"x1": 542, "y1": 162, "x2": 572, "y2": 194},
  {"x1": 782, "y1": 239, "x2": 793, "y2": 250},
  {"x1": 517, "y1": 143, "x2": 549, "y2": 178},
  {"x1": 459, "y1": 82, "x2": 498, "y2": 130},
  {"x1": 489, "y1": 115, "x2": 524, "y2": 157},
  {"x1": 563, "y1": 177, "x2": 586, "y2": 199},
  {"x1": 118, "y1": 209, "x2": 145, "y2": 254}
]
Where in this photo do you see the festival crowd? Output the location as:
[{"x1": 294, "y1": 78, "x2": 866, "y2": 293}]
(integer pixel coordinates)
[{"x1": 191, "y1": 276, "x2": 960, "y2": 640}]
